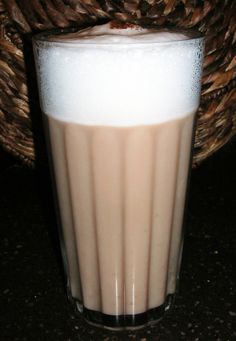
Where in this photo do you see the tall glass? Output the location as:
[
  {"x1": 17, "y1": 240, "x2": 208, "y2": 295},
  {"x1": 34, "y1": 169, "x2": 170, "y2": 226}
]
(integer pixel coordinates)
[{"x1": 33, "y1": 27, "x2": 204, "y2": 330}]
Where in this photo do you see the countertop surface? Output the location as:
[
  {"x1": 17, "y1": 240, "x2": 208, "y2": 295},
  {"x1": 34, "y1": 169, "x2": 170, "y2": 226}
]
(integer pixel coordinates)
[{"x1": 0, "y1": 140, "x2": 236, "y2": 341}]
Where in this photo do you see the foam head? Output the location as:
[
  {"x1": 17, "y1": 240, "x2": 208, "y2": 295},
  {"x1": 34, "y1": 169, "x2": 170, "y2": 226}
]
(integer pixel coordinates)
[{"x1": 33, "y1": 22, "x2": 204, "y2": 126}]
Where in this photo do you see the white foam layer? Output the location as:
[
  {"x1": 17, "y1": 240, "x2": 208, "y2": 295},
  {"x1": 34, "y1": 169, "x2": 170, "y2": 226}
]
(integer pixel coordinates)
[{"x1": 34, "y1": 22, "x2": 204, "y2": 126}]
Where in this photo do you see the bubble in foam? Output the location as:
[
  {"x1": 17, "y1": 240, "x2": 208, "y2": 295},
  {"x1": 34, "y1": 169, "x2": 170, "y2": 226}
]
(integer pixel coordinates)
[{"x1": 34, "y1": 22, "x2": 204, "y2": 126}]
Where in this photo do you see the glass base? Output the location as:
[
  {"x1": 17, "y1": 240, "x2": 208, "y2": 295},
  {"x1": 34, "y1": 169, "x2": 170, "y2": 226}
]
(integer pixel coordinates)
[{"x1": 73, "y1": 295, "x2": 174, "y2": 331}]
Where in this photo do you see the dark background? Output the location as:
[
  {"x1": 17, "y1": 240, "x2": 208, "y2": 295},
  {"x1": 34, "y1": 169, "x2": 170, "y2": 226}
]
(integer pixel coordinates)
[{"x1": 0, "y1": 138, "x2": 235, "y2": 340}]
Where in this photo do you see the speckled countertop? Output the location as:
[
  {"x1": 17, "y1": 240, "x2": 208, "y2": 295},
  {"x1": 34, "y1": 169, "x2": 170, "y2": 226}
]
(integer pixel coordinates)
[{"x1": 0, "y1": 139, "x2": 236, "y2": 341}]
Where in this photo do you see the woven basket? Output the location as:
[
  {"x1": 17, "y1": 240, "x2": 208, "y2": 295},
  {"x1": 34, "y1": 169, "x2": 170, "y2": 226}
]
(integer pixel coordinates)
[{"x1": 0, "y1": 0, "x2": 236, "y2": 166}]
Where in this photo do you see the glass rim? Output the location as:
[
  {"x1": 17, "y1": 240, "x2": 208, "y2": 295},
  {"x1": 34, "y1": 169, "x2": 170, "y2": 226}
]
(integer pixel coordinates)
[{"x1": 33, "y1": 25, "x2": 204, "y2": 48}]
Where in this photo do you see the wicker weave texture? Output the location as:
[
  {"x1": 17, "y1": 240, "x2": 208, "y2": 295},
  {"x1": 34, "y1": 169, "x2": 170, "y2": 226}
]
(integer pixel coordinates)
[{"x1": 0, "y1": 0, "x2": 236, "y2": 166}]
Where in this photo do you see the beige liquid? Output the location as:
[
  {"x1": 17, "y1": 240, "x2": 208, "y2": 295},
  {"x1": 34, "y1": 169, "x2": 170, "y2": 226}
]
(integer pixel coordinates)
[{"x1": 45, "y1": 112, "x2": 195, "y2": 316}]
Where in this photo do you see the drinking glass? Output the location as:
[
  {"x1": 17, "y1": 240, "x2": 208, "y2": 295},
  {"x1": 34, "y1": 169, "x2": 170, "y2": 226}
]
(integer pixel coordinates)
[{"x1": 33, "y1": 27, "x2": 204, "y2": 330}]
